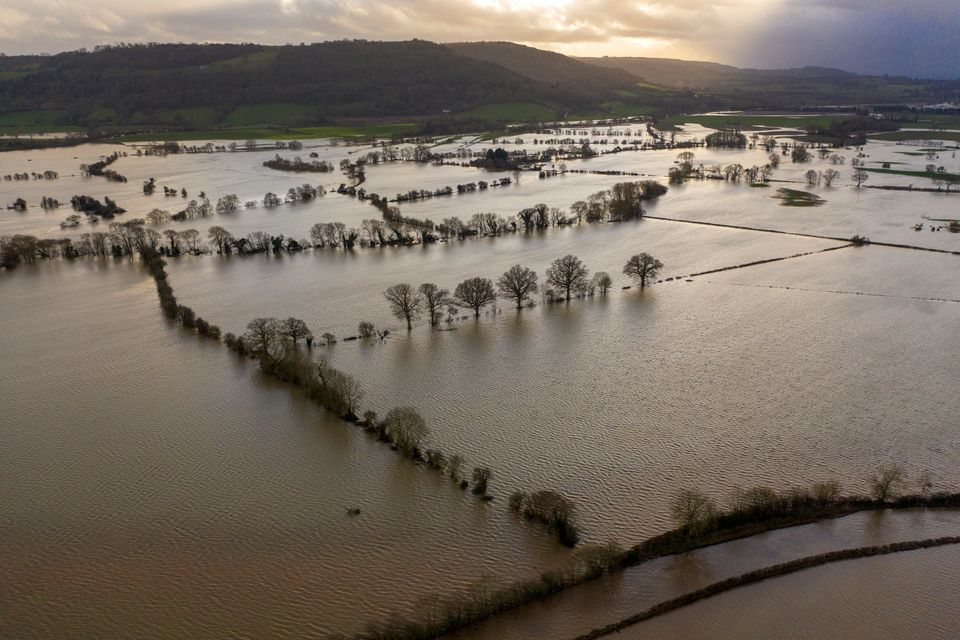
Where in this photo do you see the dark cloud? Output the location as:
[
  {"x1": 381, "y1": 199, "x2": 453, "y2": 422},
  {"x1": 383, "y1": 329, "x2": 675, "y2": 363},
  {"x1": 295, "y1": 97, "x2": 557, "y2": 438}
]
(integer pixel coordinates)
[{"x1": 0, "y1": 0, "x2": 957, "y2": 77}]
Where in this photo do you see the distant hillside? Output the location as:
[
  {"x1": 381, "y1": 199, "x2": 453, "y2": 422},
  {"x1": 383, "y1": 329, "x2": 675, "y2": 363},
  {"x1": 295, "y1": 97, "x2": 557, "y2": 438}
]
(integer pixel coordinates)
[
  {"x1": 446, "y1": 42, "x2": 637, "y2": 98},
  {"x1": 579, "y1": 56, "x2": 960, "y2": 107},
  {"x1": 0, "y1": 41, "x2": 643, "y2": 131}
]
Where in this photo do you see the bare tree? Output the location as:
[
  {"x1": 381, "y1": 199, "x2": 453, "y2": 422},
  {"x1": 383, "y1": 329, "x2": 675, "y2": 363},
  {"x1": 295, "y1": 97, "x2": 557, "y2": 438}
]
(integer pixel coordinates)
[
  {"x1": 569, "y1": 200, "x2": 588, "y2": 225},
  {"x1": 330, "y1": 370, "x2": 364, "y2": 419},
  {"x1": 917, "y1": 471, "x2": 933, "y2": 499},
  {"x1": 215, "y1": 194, "x2": 240, "y2": 215},
  {"x1": 358, "y1": 321, "x2": 376, "y2": 338},
  {"x1": 243, "y1": 317, "x2": 282, "y2": 359},
  {"x1": 454, "y1": 277, "x2": 497, "y2": 317},
  {"x1": 497, "y1": 265, "x2": 539, "y2": 309},
  {"x1": 280, "y1": 317, "x2": 312, "y2": 346},
  {"x1": 853, "y1": 168, "x2": 869, "y2": 188},
  {"x1": 383, "y1": 407, "x2": 430, "y2": 455},
  {"x1": 591, "y1": 272, "x2": 613, "y2": 295},
  {"x1": 384, "y1": 283, "x2": 423, "y2": 330},
  {"x1": 546, "y1": 255, "x2": 589, "y2": 301},
  {"x1": 471, "y1": 466, "x2": 492, "y2": 496},
  {"x1": 447, "y1": 454, "x2": 465, "y2": 483},
  {"x1": 418, "y1": 283, "x2": 451, "y2": 326},
  {"x1": 670, "y1": 489, "x2": 717, "y2": 535},
  {"x1": 207, "y1": 226, "x2": 233, "y2": 254},
  {"x1": 622, "y1": 253, "x2": 663, "y2": 288},
  {"x1": 820, "y1": 168, "x2": 840, "y2": 187},
  {"x1": 869, "y1": 465, "x2": 905, "y2": 502}
]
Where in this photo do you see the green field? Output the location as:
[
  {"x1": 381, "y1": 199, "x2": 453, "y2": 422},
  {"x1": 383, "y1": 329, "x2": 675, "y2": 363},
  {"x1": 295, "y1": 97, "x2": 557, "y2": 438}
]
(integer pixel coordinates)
[
  {"x1": 129, "y1": 107, "x2": 221, "y2": 129},
  {"x1": 117, "y1": 122, "x2": 417, "y2": 142},
  {"x1": 0, "y1": 110, "x2": 83, "y2": 133},
  {"x1": 871, "y1": 130, "x2": 960, "y2": 142},
  {"x1": 223, "y1": 103, "x2": 319, "y2": 126},
  {"x1": 571, "y1": 101, "x2": 658, "y2": 120},
  {"x1": 660, "y1": 113, "x2": 855, "y2": 130},
  {"x1": 863, "y1": 167, "x2": 960, "y2": 182},
  {"x1": 457, "y1": 102, "x2": 559, "y2": 121}
]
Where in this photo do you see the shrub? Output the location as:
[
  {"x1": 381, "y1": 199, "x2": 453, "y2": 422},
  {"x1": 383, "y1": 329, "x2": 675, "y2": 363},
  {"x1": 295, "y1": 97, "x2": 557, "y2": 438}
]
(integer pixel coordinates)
[{"x1": 471, "y1": 466, "x2": 492, "y2": 496}]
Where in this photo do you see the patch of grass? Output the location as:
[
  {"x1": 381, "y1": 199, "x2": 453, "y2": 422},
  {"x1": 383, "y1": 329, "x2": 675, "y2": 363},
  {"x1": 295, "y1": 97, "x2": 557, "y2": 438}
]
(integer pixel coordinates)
[
  {"x1": 115, "y1": 122, "x2": 417, "y2": 142},
  {"x1": 863, "y1": 167, "x2": 960, "y2": 182},
  {"x1": 571, "y1": 102, "x2": 658, "y2": 120},
  {"x1": 660, "y1": 113, "x2": 852, "y2": 130},
  {"x1": 750, "y1": 182, "x2": 770, "y2": 188},
  {"x1": 0, "y1": 109, "x2": 83, "y2": 134},
  {"x1": 223, "y1": 103, "x2": 318, "y2": 126},
  {"x1": 872, "y1": 130, "x2": 960, "y2": 142},
  {"x1": 456, "y1": 102, "x2": 558, "y2": 122},
  {"x1": 772, "y1": 188, "x2": 826, "y2": 207},
  {"x1": 0, "y1": 110, "x2": 67, "y2": 127},
  {"x1": 128, "y1": 107, "x2": 221, "y2": 129},
  {"x1": 295, "y1": 123, "x2": 417, "y2": 138}
]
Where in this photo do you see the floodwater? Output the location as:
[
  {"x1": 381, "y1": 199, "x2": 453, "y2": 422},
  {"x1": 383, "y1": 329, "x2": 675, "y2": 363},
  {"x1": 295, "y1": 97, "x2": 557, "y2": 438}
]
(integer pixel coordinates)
[
  {"x1": 457, "y1": 509, "x2": 960, "y2": 639},
  {"x1": 624, "y1": 540, "x2": 960, "y2": 640},
  {"x1": 0, "y1": 260, "x2": 563, "y2": 638},
  {"x1": 2, "y1": 126, "x2": 960, "y2": 636}
]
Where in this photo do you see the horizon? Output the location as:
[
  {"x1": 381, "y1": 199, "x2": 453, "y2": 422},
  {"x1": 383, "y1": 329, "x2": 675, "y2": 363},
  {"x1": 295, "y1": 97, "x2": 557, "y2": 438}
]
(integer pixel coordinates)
[
  {"x1": 3, "y1": 39, "x2": 959, "y2": 83},
  {"x1": 0, "y1": 0, "x2": 958, "y2": 79}
]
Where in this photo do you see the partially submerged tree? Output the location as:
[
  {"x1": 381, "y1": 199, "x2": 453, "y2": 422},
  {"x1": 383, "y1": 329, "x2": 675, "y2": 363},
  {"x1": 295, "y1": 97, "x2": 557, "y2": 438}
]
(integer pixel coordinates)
[
  {"x1": 384, "y1": 283, "x2": 423, "y2": 330},
  {"x1": 591, "y1": 272, "x2": 613, "y2": 295},
  {"x1": 853, "y1": 168, "x2": 869, "y2": 188},
  {"x1": 419, "y1": 283, "x2": 451, "y2": 326},
  {"x1": 869, "y1": 465, "x2": 905, "y2": 503},
  {"x1": 280, "y1": 317, "x2": 312, "y2": 346},
  {"x1": 471, "y1": 466, "x2": 492, "y2": 496},
  {"x1": 454, "y1": 277, "x2": 497, "y2": 317},
  {"x1": 670, "y1": 489, "x2": 717, "y2": 535},
  {"x1": 383, "y1": 407, "x2": 430, "y2": 456},
  {"x1": 546, "y1": 255, "x2": 589, "y2": 301},
  {"x1": 207, "y1": 225, "x2": 233, "y2": 253},
  {"x1": 243, "y1": 317, "x2": 282, "y2": 360},
  {"x1": 496, "y1": 265, "x2": 538, "y2": 309},
  {"x1": 622, "y1": 253, "x2": 663, "y2": 288}
]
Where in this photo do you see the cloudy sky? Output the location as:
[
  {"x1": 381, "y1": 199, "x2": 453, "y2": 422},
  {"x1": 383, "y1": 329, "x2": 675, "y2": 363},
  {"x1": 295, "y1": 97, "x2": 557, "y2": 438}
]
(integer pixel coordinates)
[{"x1": 1, "y1": 0, "x2": 958, "y2": 77}]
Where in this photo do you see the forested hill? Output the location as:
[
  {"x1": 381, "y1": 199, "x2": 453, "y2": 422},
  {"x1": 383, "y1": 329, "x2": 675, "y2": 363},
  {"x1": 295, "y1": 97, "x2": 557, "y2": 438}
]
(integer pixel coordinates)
[
  {"x1": 578, "y1": 56, "x2": 960, "y2": 107},
  {"x1": 447, "y1": 42, "x2": 636, "y2": 97},
  {"x1": 0, "y1": 41, "x2": 641, "y2": 129}
]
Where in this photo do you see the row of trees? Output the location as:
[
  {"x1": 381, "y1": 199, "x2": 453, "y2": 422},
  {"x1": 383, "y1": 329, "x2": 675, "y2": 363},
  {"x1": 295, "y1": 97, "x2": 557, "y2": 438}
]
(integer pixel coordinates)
[
  {"x1": 3, "y1": 170, "x2": 58, "y2": 181},
  {"x1": 670, "y1": 465, "x2": 933, "y2": 536},
  {"x1": 382, "y1": 254, "x2": 664, "y2": 329},
  {"x1": 220, "y1": 317, "x2": 496, "y2": 499}
]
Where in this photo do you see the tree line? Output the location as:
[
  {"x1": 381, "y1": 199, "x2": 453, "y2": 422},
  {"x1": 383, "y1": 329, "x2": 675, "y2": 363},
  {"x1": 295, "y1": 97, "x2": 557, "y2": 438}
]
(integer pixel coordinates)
[
  {"x1": 354, "y1": 467, "x2": 960, "y2": 640},
  {"x1": 381, "y1": 253, "x2": 663, "y2": 330},
  {"x1": 219, "y1": 316, "x2": 496, "y2": 501},
  {"x1": 2, "y1": 179, "x2": 667, "y2": 268}
]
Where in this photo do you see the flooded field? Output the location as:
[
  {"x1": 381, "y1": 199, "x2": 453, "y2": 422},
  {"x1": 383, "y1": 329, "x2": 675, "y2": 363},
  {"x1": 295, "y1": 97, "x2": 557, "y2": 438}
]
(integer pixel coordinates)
[
  {"x1": 2, "y1": 124, "x2": 959, "y2": 637},
  {"x1": 624, "y1": 541, "x2": 960, "y2": 640},
  {"x1": 459, "y1": 509, "x2": 960, "y2": 639},
  {"x1": 0, "y1": 261, "x2": 563, "y2": 638}
]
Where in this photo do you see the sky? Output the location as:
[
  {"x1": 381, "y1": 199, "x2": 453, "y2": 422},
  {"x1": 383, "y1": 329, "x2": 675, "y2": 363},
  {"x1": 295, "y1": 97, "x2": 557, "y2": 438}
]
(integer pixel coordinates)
[{"x1": 0, "y1": 0, "x2": 958, "y2": 78}]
